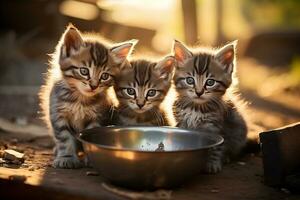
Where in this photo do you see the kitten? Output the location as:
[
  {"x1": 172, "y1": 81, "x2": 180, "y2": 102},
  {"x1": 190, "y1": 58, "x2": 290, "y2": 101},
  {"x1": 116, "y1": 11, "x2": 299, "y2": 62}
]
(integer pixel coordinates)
[
  {"x1": 172, "y1": 40, "x2": 247, "y2": 173},
  {"x1": 39, "y1": 25, "x2": 137, "y2": 168},
  {"x1": 113, "y1": 57, "x2": 175, "y2": 126}
]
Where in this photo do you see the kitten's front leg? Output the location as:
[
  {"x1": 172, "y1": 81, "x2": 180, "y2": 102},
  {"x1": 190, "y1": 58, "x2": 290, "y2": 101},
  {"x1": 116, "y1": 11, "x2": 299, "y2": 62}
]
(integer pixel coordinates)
[
  {"x1": 205, "y1": 145, "x2": 224, "y2": 174},
  {"x1": 52, "y1": 119, "x2": 82, "y2": 169},
  {"x1": 200, "y1": 124, "x2": 224, "y2": 174},
  {"x1": 81, "y1": 121, "x2": 101, "y2": 167}
]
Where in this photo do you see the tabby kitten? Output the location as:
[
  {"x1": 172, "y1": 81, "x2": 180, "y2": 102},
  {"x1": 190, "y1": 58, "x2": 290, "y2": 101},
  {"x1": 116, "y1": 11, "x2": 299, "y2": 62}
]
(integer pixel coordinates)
[
  {"x1": 39, "y1": 25, "x2": 137, "y2": 168},
  {"x1": 172, "y1": 40, "x2": 247, "y2": 173},
  {"x1": 113, "y1": 57, "x2": 175, "y2": 126}
]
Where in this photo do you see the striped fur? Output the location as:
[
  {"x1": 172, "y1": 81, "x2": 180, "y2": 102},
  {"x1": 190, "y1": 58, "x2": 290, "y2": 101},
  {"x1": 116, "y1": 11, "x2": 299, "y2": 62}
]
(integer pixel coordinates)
[
  {"x1": 39, "y1": 25, "x2": 136, "y2": 168},
  {"x1": 113, "y1": 57, "x2": 175, "y2": 126},
  {"x1": 172, "y1": 40, "x2": 247, "y2": 173}
]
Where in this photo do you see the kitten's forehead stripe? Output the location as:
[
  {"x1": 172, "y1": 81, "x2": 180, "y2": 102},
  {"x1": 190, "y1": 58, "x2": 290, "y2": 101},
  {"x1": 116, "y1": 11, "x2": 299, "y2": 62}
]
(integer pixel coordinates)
[
  {"x1": 202, "y1": 56, "x2": 210, "y2": 74},
  {"x1": 132, "y1": 60, "x2": 153, "y2": 86},
  {"x1": 87, "y1": 42, "x2": 108, "y2": 68},
  {"x1": 145, "y1": 63, "x2": 153, "y2": 86},
  {"x1": 193, "y1": 54, "x2": 210, "y2": 76},
  {"x1": 193, "y1": 56, "x2": 200, "y2": 75},
  {"x1": 89, "y1": 44, "x2": 95, "y2": 67},
  {"x1": 143, "y1": 62, "x2": 151, "y2": 86},
  {"x1": 133, "y1": 62, "x2": 140, "y2": 85}
]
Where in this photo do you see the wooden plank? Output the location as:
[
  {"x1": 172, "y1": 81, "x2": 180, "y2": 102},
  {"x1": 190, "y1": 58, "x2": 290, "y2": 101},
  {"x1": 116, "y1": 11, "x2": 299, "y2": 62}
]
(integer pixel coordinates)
[
  {"x1": 216, "y1": 0, "x2": 225, "y2": 44},
  {"x1": 181, "y1": 0, "x2": 198, "y2": 45},
  {"x1": 260, "y1": 122, "x2": 300, "y2": 187}
]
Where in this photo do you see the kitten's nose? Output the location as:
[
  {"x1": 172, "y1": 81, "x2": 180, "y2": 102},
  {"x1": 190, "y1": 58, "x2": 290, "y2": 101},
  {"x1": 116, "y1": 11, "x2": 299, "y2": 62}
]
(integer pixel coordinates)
[
  {"x1": 136, "y1": 99, "x2": 145, "y2": 109},
  {"x1": 137, "y1": 103, "x2": 145, "y2": 109},
  {"x1": 195, "y1": 90, "x2": 204, "y2": 97},
  {"x1": 89, "y1": 84, "x2": 98, "y2": 91}
]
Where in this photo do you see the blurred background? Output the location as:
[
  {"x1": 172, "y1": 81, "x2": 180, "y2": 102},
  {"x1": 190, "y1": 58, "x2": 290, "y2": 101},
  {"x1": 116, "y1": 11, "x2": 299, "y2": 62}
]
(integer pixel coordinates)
[{"x1": 0, "y1": 0, "x2": 299, "y2": 130}]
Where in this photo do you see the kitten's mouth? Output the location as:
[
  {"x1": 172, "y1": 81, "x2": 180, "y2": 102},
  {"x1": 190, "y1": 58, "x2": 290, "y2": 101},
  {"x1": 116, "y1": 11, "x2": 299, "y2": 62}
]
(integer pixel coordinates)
[
  {"x1": 82, "y1": 89, "x2": 100, "y2": 96},
  {"x1": 134, "y1": 109, "x2": 147, "y2": 114},
  {"x1": 193, "y1": 97, "x2": 206, "y2": 103}
]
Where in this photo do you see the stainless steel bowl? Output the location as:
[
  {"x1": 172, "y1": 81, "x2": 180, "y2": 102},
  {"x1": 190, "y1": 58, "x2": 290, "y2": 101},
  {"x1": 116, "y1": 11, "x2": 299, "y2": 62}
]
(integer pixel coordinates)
[{"x1": 78, "y1": 126, "x2": 223, "y2": 189}]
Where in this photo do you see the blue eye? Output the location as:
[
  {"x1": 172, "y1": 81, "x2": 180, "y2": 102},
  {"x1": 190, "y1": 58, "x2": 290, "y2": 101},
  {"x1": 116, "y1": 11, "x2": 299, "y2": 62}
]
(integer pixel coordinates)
[
  {"x1": 126, "y1": 88, "x2": 135, "y2": 96},
  {"x1": 79, "y1": 67, "x2": 89, "y2": 76},
  {"x1": 101, "y1": 73, "x2": 110, "y2": 80},
  {"x1": 186, "y1": 77, "x2": 195, "y2": 85},
  {"x1": 147, "y1": 89, "x2": 156, "y2": 97},
  {"x1": 206, "y1": 79, "x2": 216, "y2": 87}
]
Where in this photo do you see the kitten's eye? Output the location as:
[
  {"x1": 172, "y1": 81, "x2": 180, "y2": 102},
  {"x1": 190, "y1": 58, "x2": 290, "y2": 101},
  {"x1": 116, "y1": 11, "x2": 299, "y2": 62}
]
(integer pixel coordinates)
[
  {"x1": 186, "y1": 77, "x2": 195, "y2": 85},
  {"x1": 126, "y1": 88, "x2": 136, "y2": 96},
  {"x1": 206, "y1": 79, "x2": 216, "y2": 87},
  {"x1": 147, "y1": 89, "x2": 156, "y2": 97},
  {"x1": 101, "y1": 73, "x2": 110, "y2": 81},
  {"x1": 79, "y1": 67, "x2": 89, "y2": 76}
]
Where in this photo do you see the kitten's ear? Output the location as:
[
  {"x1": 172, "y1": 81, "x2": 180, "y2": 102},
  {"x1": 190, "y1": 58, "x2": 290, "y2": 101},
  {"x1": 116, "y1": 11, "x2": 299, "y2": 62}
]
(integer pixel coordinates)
[
  {"x1": 154, "y1": 56, "x2": 176, "y2": 80},
  {"x1": 110, "y1": 39, "x2": 138, "y2": 64},
  {"x1": 215, "y1": 40, "x2": 237, "y2": 73},
  {"x1": 62, "y1": 24, "x2": 84, "y2": 56},
  {"x1": 172, "y1": 40, "x2": 193, "y2": 66}
]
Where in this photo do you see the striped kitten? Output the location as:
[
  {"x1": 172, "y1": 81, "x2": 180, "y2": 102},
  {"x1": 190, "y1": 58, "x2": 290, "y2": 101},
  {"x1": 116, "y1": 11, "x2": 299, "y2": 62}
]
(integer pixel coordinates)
[
  {"x1": 172, "y1": 40, "x2": 247, "y2": 173},
  {"x1": 113, "y1": 57, "x2": 175, "y2": 126},
  {"x1": 39, "y1": 25, "x2": 137, "y2": 168}
]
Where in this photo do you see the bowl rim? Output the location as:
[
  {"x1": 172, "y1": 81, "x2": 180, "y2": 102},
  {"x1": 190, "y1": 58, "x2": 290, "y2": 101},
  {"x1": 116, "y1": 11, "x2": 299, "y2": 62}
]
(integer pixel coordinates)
[{"x1": 77, "y1": 126, "x2": 224, "y2": 153}]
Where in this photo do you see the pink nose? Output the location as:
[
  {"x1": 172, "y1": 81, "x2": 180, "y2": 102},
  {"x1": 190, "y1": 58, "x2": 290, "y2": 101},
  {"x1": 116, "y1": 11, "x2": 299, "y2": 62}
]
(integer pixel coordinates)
[
  {"x1": 137, "y1": 103, "x2": 144, "y2": 109},
  {"x1": 89, "y1": 84, "x2": 98, "y2": 91},
  {"x1": 195, "y1": 89, "x2": 204, "y2": 97}
]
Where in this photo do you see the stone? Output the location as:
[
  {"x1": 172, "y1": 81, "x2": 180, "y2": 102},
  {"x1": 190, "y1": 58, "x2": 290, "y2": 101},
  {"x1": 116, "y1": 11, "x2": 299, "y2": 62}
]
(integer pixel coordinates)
[
  {"x1": 3, "y1": 149, "x2": 25, "y2": 164},
  {"x1": 0, "y1": 158, "x2": 5, "y2": 164}
]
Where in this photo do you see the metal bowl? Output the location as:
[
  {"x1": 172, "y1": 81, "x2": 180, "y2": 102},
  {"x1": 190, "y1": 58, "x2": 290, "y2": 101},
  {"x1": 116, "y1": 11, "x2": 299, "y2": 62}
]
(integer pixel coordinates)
[{"x1": 78, "y1": 126, "x2": 223, "y2": 189}]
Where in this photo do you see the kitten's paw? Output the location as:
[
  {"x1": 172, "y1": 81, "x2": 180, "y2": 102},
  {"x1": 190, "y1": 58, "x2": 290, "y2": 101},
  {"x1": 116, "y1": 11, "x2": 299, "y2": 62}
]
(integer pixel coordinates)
[
  {"x1": 205, "y1": 160, "x2": 222, "y2": 174},
  {"x1": 53, "y1": 156, "x2": 82, "y2": 169}
]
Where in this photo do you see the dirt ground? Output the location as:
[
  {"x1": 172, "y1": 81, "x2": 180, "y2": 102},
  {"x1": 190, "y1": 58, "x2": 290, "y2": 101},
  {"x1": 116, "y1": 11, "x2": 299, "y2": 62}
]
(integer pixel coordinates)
[
  {"x1": 0, "y1": 132, "x2": 299, "y2": 200},
  {"x1": 0, "y1": 58, "x2": 299, "y2": 199}
]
